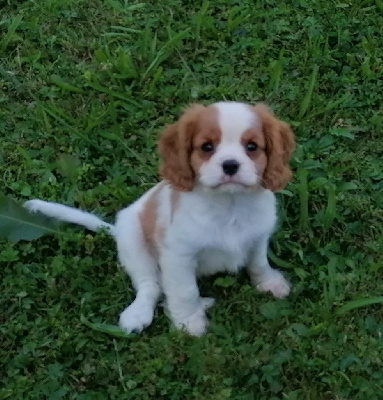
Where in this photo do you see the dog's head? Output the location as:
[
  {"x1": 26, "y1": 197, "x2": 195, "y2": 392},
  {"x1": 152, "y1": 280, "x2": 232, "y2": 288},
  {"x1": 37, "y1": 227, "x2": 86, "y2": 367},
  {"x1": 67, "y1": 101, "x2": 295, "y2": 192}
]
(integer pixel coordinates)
[{"x1": 158, "y1": 101, "x2": 295, "y2": 193}]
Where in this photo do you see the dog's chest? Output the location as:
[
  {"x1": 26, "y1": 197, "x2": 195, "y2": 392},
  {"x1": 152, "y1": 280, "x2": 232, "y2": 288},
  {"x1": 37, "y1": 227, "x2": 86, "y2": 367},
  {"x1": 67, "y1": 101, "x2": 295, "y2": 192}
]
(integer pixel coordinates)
[
  {"x1": 173, "y1": 192, "x2": 276, "y2": 274},
  {"x1": 192, "y1": 195, "x2": 274, "y2": 245},
  {"x1": 194, "y1": 209, "x2": 261, "y2": 275}
]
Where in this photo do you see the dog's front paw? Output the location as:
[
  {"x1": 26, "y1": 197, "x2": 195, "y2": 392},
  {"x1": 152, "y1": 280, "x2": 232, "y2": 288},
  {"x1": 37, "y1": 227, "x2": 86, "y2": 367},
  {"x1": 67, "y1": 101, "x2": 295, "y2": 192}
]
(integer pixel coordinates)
[
  {"x1": 174, "y1": 308, "x2": 208, "y2": 337},
  {"x1": 256, "y1": 270, "x2": 291, "y2": 299},
  {"x1": 119, "y1": 301, "x2": 154, "y2": 333}
]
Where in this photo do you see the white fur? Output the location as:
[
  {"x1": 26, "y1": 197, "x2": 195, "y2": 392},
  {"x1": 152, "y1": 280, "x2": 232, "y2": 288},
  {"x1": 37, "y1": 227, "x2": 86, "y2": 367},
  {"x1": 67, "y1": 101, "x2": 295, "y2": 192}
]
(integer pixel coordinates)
[
  {"x1": 24, "y1": 200, "x2": 114, "y2": 233},
  {"x1": 24, "y1": 102, "x2": 290, "y2": 336},
  {"x1": 215, "y1": 101, "x2": 259, "y2": 136}
]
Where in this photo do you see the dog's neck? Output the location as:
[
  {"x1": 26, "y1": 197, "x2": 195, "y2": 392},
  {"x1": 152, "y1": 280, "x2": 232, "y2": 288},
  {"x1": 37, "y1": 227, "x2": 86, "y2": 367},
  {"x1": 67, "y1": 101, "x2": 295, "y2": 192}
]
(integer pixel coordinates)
[{"x1": 184, "y1": 183, "x2": 270, "y2": 209}]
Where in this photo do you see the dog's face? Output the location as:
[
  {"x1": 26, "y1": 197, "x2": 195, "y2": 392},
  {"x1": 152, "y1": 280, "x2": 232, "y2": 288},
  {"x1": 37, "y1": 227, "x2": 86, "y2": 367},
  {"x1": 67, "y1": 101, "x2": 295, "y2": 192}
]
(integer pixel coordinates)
[{"x1": 158, "y1": 102, "x2": 295, "y2": 193}]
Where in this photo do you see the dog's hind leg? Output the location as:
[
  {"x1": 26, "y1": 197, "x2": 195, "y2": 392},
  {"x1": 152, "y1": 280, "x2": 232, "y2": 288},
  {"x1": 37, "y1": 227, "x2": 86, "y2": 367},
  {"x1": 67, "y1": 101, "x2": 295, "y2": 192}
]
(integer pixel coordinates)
[{"x1": 114, "y1": 210, "x2": 161, "y2": 334}]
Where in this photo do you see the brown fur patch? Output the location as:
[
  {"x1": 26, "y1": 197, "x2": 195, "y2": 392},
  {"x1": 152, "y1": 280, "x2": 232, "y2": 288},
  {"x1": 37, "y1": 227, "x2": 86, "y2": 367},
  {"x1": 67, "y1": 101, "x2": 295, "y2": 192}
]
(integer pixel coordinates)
[
  {"x1": 158, "y1": 104, "x2": 219, "y2": 191},
  {"x1": 241, "y1": 128, "x2": 268, "y2": 178},
  {"x1": 139, "y1": 184, "x2": 163, "y2": 254},
  {"x1": 253, "y1": 104, "x2": 295, "y2": 192},
  {"x1": 190, "y1": 106, "x2": 220, "y2": 172}
]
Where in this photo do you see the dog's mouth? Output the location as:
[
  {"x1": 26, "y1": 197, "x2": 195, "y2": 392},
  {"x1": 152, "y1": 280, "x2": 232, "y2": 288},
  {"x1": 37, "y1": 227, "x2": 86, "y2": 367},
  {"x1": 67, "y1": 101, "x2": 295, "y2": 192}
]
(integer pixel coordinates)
[
  {"x1": 198, "y1": 173, "x2": 259, "y2": 191},
  {"x1": 208, "y1": 175, "x2": 261, "y2": 191},
  {"x1": 211, "y1": 179, "x2": 248, "y2": 189}
]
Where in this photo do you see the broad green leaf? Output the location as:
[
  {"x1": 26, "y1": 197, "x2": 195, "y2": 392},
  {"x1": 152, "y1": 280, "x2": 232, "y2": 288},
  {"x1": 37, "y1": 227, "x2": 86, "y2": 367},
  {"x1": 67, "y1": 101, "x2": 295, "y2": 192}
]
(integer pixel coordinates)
[
  {"x1": 272, "y1": 349, "x2": 293, "y2": 365},
  {"x1": 259, "y1": 301, "x2": 281, "y2": 321},
  {"x1": 56, "y1": 154, "x2": 80, "y2": 182},
  {"x1": 268, "y1": 59, "x2": 283, "y2": 92},
  {"x1": 329, "y1": 127, "x2": 355, "y2": 140},
  {"x1": 94, "y1": 48, "x2": 109, "y2": 62},
  {"x1": 337, "y1": 181, "x2": 358, "y2": 191},
  {"x1": 214, "y1": 276, "x2": 236, "y2": 287},
  {"x1": 285, "y1": 323, "x2": 309, "y2": 338},
  {"x1": 0, "y1": 196, "x2": 62, "y2": 241}
]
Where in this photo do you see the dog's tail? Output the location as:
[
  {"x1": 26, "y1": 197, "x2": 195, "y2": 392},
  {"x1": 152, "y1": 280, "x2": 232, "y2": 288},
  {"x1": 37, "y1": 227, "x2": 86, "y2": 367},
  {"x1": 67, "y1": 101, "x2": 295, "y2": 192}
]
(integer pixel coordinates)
[{"x1": 24, "y1": 199, "x2": 115, "y2": 236}]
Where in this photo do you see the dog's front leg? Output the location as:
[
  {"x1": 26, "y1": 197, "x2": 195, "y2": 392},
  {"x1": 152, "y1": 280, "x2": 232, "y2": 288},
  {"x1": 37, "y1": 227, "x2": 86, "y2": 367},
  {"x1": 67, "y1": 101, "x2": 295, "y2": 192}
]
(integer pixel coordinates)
[
  {"x1": 247, "y1": 236, "x2": 291, "y2": 299},
  {"x1": 160, "y1": 250, "x2": 211, "y2": 336}
]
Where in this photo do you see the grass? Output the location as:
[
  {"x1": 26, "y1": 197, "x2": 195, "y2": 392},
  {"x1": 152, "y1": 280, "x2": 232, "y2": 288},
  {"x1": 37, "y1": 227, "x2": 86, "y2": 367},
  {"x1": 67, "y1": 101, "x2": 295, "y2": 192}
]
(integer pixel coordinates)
[{"x1": 1, "y1": 0, "x2": 383, "y2": 398}]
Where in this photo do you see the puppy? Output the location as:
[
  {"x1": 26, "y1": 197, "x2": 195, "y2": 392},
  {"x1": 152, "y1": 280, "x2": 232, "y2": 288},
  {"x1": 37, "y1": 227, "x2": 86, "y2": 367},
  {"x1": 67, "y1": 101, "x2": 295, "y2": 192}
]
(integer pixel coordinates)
[{"x1": 25, "y1": 101, "x2": 295, "y2": 336}]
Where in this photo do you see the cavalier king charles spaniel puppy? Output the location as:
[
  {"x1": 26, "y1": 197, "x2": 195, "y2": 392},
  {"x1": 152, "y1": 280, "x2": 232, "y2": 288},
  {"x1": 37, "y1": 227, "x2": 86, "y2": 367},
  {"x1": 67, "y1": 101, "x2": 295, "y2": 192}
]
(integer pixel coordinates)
[{"x1": 25, "y1": 101, "x2": 295, "y2": 336}]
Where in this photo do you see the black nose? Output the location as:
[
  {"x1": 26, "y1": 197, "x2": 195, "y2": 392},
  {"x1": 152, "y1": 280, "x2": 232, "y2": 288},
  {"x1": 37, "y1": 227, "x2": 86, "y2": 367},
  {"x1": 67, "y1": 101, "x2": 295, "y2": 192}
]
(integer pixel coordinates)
[{"x1": 222, "y1": 159, "x2": 240, "y2": 176}]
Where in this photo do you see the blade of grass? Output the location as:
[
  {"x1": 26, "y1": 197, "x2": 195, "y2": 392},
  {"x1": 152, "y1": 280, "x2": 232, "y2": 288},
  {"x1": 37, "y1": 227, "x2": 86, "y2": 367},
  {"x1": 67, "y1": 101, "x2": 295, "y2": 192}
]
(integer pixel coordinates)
[
  {"x1": 51, "y1": 75, "x2": 85, "y2": 94},
  {"x1": 42, "y1": 105, "x2": 103, "y2": 150},
  {"x1": 0, "y1": 15, "x2": 23, "y2": 56},
  {"x1": 80, "y1": 314, "x2": 131, "y2": 338},
  {"x1": 227, "y1": 8, "x2": 250, "y2": 34},
  {"x1": 323, "y1": 185, "x2": 336, "y2": 229},
  {"x1": 268, "y1": 59, "x2": 283, "y2": 92},
  {"x1": 299, "y1": 64, "x2": 319, "y2": 118},
  {"x1": 140, "y1": 20, "x2": 153, "y2": 58},
  {"x1": 141, "y1": 28, "x2": 190, "y2": 81},
  {"x1": 113, "y1": 339, "x2": 128, "y2": 392},
  {"x1": 102, "y1": 33, "x2": 139, "y2": 39},
  {"x1": 0, "y1": 64, "x2": 103, "y2": 150},
  {"x1": 298, "y1": 168, "x2": 309, "y2": 231},
  {"x1": 376, "y1": 0, "x2": 383, "y2": 13},
  {"x1": 268, "y1": 250, "x2": 296, "y2": 269},
  {"x1": 335, "y1": 297, "x2": 383, "y2": 315},
  {"x1": 125, "y1": 3, "x2": 146, "y2": 11},
  {"x1": 104, "y1": 0, "x2": 145, "y2": 13},
  {"x1": 309, "y1": 92, "x2": 352, "y2": 118},
  {"x1": 327, "y1": 257, "x2": 337, "y2": 304},
  {"x1": 150, "y1": 30, "x2": 158, "y2": 61},
  {"x1": 86, "y1": 81, "x2": 140, "y2": 106},
  {"x1": 110, "y1": 25, "x2": 142, "y2": 33},
  {"x1": 194, "y1": 1, "x2": 210, "y2": 51}
]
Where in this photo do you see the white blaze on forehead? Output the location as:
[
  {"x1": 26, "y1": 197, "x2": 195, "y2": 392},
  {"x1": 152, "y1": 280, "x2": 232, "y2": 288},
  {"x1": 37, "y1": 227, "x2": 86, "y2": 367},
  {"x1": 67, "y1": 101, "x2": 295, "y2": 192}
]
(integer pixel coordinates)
[{"x1": 213, "y1": 102, "x2": 259, "y2": 142}]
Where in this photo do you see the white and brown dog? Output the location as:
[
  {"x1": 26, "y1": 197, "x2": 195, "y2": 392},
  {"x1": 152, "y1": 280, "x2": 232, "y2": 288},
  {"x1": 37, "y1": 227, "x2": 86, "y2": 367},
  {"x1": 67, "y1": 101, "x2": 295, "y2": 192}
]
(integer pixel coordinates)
[{"x1": 25, "y1": 101, "x2": 295, "y2": 336}]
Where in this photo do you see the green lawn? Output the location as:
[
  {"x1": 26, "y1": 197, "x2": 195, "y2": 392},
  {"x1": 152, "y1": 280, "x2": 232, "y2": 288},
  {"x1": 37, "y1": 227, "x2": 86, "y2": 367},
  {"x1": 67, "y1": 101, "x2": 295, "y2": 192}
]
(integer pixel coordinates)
[{"x1": 1, "y1": 0, "x2": 383, "y2": 398}]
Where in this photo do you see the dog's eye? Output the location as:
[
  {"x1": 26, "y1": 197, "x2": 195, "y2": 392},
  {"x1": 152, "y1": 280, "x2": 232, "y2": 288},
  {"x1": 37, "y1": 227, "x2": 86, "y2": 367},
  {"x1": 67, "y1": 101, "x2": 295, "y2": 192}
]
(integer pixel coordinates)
[
  {"x1": 245, "y1": 142, "x2": 258, "y2": 152},
  {"x1": 201, "y1": 142, "x2": 214, "y2": 153}
]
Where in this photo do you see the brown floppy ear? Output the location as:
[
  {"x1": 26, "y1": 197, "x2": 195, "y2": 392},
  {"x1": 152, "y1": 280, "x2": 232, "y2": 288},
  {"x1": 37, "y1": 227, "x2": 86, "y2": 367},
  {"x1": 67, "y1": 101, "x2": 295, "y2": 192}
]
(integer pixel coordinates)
[
  {"x1": 255, "y1": 104, "x2": 295, "y2": 192},
  {"x1": 158, "y1": 105, "x2": 204, "y2": 191}
]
